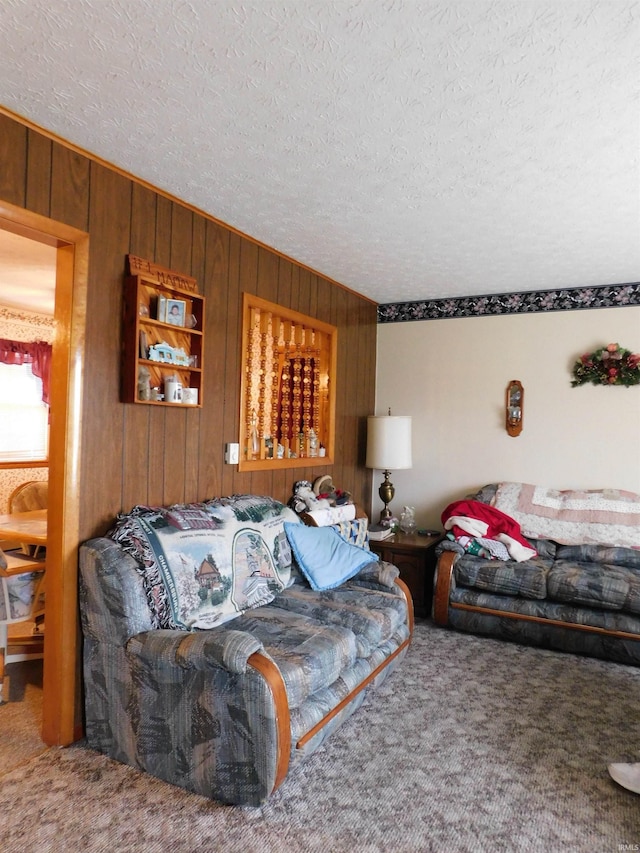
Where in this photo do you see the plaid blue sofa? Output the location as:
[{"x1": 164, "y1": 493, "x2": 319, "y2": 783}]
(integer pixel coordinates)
[
  {"x1": 78, "y1": 495, "x2": 412, "y2": 805},
  {"x1": 433, "y1": 483, "x2": 640, "y2": 666}
]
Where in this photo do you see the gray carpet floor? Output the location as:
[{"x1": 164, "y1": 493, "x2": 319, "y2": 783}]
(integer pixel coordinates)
[
  {"x1": 1, "y1": 621, "x2": 639, "y2": 852},
  {"x1": 0, "y1": 659, "x2": 46, "y2": 776}
]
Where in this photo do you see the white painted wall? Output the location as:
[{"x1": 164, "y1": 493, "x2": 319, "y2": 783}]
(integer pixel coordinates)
[{"x1": 374, "y1": 307, "x2": 640, "y2": 529}]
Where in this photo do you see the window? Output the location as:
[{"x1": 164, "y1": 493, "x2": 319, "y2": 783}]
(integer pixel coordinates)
[{"x1": 0, "y1": 362, "x2": 49, "y2": 463}]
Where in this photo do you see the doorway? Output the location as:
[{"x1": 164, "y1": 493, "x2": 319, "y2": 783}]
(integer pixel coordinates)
[{"x1": 0, "y1": 199, "x2": 88, "y2": 745}]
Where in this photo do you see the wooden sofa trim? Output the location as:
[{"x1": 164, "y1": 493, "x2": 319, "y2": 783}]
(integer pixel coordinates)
[
  {"x1": 298, "y1": 577, "x2": 413, "y2": 749},
  {"x1": 434, "y1": 552, "x2": 640, "y2": 642},
  {"x1": 433, "y1": 551, "x2": 456, "y2": 626},
  {"x1": 247, "y1": 576, "x2": 414, "y2": 793},
  {"x1": 247, "y1": 651, "x2": 292, "y2": 794},
  {"x1": 450, "y1": 601, "x2": 640, "y2": 641},
  {"x1": 297, "y1": 635, "x2": 411, "y2": 749}
]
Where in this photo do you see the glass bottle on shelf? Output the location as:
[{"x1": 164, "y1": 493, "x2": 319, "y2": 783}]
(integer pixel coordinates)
[
  {"x1": 399, "y1": 506, "x2": 417, "y2": 535},
  {"x1": 250, "y1": 412, "x2": 260, "y2": 458}
]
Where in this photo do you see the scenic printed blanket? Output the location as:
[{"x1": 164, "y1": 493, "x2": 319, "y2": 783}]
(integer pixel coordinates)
[{"x1": 108, "y1": 496, "x2": 299, "y2": 629}]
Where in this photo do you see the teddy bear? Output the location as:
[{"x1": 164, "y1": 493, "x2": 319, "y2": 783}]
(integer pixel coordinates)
[
  {"x1": 288, "y1": 480, "x2": 331, "y2": 515},
  {"x1": 312, "y1": 475, "x2": 353, "y2": 507}
]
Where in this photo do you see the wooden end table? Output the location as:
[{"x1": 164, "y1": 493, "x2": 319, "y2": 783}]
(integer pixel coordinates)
[{"x1": 369, "y1": 531, "x2": 443, "y2": 618}]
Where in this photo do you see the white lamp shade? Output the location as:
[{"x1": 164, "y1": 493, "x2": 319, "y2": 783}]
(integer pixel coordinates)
[{"x1": 366, "y1": 415, "x2": 412, "y2": 470}]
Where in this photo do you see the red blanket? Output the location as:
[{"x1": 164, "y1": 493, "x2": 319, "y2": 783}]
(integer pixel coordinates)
[{"x1": 441, "y1": 499, "x2": 537, "y2": 561}]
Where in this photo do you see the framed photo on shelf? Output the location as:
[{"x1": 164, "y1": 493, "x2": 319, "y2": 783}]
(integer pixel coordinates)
[{"x1": 166, "y1": 298, "x2": 186, "y2": 326}]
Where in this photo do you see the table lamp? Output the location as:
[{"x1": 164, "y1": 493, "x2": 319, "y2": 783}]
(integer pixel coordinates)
[{"x1": 366, "y1": 412, "x2": 412, "y2": 523}]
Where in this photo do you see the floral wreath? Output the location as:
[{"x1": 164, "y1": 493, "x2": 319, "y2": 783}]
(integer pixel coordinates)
[{"x1": 571, "y1": 343, "x2": 640, "y2": 387}]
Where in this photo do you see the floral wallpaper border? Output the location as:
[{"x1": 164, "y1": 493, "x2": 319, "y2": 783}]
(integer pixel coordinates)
[
  {"x1": 377, "y1": 281, "x2": 640, "y2": 324},
  {"x1": 0, "y1": 306, "x2": 54, "y2": 342}
]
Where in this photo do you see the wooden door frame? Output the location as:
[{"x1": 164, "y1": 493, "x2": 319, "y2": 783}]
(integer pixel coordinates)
[{"x1": 0, "y1": 199, "x2": 88, "y2": 745}]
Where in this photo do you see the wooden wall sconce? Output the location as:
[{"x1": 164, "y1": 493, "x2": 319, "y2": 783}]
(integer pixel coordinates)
[{"x1": 506, "y1": 380, "x2": 524, "y2": 437}]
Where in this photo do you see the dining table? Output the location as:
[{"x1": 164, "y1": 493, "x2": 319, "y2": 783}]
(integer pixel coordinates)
[
  {"x1": 0, "y1": 509, "x2": 48, "y2": 548},
  {"x1": 0, "y1": 508, "x2": 48, "y2": 702}
]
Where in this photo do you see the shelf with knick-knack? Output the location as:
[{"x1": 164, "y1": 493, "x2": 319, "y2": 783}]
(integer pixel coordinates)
[{"x1": 122, "y1": 255, "x2": 205, "y2": 408}]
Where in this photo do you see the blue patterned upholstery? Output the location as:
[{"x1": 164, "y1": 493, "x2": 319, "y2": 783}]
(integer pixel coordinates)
[
  {"x1": 79, "y1": 498, "x2": 412, "y2": 806},
  {"x1": 434, "y1": 484, "x2": 640, "y2": 666},
  {"x1": 453, "y1": 544, "x2": 554, "y2": 600}
]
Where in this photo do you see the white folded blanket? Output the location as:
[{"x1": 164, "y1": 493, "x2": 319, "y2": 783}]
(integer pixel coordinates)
[
  {"x1": 494, "y1": 482, "x2": 640, "y2": 548},
  {"x1": 305, "y1": 504, "x2": 357, "y2": 526}
]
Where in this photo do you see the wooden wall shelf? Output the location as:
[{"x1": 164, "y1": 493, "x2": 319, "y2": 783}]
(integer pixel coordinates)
[{"x1": 121, "y1": 263, "x2": 205, "y2": 407}]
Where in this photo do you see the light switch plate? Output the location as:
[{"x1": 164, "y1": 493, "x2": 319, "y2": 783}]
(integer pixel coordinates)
[{"x1": 225, "y1": 442, "x2": 239, "y2": 464}]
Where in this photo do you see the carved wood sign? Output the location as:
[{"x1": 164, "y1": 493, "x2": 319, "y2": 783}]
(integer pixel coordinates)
[{"x1": 127, "y1": 254, "x2": 199, "y2": 293}]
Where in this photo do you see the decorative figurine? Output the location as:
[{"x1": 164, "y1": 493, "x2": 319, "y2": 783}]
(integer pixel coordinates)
[
  {"x1": 288, "y1": 480, "x2": 331, "y2": 515},
  {"x1": 137, "y1": 366, "x2": 151, "y2": 401}
]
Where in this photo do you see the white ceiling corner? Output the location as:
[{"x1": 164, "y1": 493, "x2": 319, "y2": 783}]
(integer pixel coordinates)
[
  {"x1": 0, "y1": 230, "x2": 56, "y2": 315},
  {"x1": 0, "y1": 0, "x2": 638, "y2": 309}
]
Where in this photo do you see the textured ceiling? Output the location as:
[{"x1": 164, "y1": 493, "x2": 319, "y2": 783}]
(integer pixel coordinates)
[
  {"x1": 0, "y1": 231, "x2": 56, "y2": 315},
  {"x1": 0, "y1": 0, "x2": 639, "y2": 305}
]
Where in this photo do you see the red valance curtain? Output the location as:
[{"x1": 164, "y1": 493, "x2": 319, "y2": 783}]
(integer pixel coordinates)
[{"x1": 0, "y1": 339, "x2": 53, "y2": 405}]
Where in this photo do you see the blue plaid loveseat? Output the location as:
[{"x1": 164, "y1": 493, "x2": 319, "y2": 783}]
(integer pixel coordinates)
[
  {"x1": 433, "y1": 483, "x2": 640, "y2": 666},
  {"x1": 78, "y1": 495, "x2": 412, "y2": 805}
]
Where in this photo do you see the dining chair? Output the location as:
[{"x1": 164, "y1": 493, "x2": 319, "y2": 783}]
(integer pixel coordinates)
[
  {"x1": 8, "y1": 480, "x2": 48, "y2": 557},
  {"x1": 0, "y1": 547, "x2": 45, "y2": 703}
]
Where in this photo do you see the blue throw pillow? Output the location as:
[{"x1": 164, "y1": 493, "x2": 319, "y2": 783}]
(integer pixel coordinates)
[{"x1": 284, "y1": 522, "x2": 378, "y2": 591}]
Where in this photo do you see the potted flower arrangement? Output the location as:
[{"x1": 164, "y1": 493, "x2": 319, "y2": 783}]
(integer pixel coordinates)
[{"x1": 571, "y1": 343, "x2": 640, "y2": 387}]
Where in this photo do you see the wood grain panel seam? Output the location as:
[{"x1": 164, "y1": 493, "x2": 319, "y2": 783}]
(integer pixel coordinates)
[{"x1": 1, "y1": 104, "x2": 377, "y2": 306}]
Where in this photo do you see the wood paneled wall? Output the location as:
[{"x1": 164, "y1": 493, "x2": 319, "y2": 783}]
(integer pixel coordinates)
[{"x1": 0, "y1": 112, "x2": 377, "y2": 540}]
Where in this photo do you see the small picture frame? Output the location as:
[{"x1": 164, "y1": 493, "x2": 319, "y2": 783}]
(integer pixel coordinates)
[{"x1": 166, "y1": 298, "x2": 186, "y2": 326}]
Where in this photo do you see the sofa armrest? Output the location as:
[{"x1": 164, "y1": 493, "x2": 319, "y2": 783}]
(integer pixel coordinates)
[
  {"x1": 432, "y1": 551, "x2": 457, "y2": 625},
  {"x1": 351, "y1": 559, "x2": 400, "y2": 590},
  {"x1": 80, "y1": 537, "x2": 155, "y2": 643},
  {"x1": 127, "y1": 626, "x2": 267, "y2": 675},
  {"x1": 115, "y1": 628, "x2": 289, "y2": 804}
]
